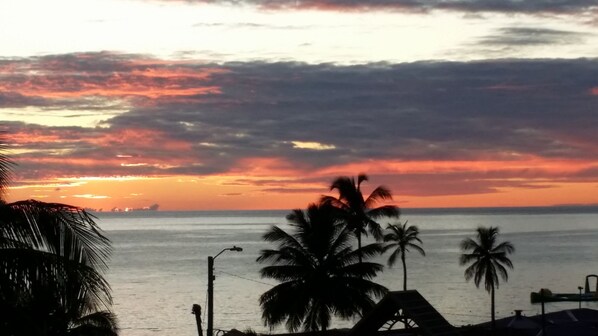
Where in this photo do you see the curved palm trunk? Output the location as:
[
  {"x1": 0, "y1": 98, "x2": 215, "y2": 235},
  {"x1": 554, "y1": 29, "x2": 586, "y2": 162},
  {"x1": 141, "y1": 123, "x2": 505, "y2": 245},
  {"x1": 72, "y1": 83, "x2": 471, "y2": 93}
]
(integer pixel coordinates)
[
  {"x1": 491, "y1": 286, "x2": 496, "y2": 330},
  {"x1": 357, "y1": 234, "x2": 363, "y2": 264},
  {"x1": 401, "y1": 253, "x2": 407, "y2": 291}
]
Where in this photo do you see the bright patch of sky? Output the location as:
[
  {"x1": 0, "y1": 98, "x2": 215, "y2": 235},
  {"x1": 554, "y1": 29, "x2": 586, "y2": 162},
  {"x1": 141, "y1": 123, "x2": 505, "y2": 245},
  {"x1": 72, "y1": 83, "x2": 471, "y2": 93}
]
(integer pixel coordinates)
[
  {"x1": 1, "y1": 0, "x2": 596, "y2": 63},
  {"x1": 291, "y1": 141, "x2": 336, "y2": 150},
  {"x1": 1, "y1": 107, "x2": 127, "y2": 127}
]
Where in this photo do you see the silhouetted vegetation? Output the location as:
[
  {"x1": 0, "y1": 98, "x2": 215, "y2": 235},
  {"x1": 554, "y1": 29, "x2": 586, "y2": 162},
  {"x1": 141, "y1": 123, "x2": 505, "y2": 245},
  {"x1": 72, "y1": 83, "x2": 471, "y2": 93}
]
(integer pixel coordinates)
[
  {"x1": 383, "y1": 221, "x2": 425, "y2": 291},
  {"x1": 257, "y1": 202, "x2": 387, "y2": 332},
  {"x1": 459, "y1": 226, "x2": 514, "y2": 330},
  {"x1": 0, "y1": 139, "x2": 118, "y2": 336},
  {"x1": 321, "y1": 174, "x2": 399, "y2": 264}
]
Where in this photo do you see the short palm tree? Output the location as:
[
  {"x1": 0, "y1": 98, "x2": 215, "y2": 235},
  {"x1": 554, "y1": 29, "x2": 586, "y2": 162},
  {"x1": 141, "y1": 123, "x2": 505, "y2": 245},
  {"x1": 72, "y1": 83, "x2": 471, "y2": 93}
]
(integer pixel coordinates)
[
  {"x1": 257, "y1": 202, "x2": 388, "y2": 332},
  {"x1": 383, "y1": 221, "x2": 425, "y2": 291},
  {"x1": 459, "y1": 226, "x2": 514, "y2": 330},
  {"x1": 321, "y1": 174, "x2": 399, "y2": 263},
  {"x1": 0, "y1": 138, "x2": 118, "y2": 335}
]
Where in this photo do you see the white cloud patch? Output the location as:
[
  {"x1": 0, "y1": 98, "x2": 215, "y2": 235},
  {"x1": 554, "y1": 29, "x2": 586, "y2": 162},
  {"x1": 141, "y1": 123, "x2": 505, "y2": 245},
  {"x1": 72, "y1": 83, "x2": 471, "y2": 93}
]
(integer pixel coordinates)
[
  {"x1": 291, "y1": 141, "x2": 336, "y2": 150},
  {"x1": 73, "y1": 194, "x2": 111, "y2": 199}
]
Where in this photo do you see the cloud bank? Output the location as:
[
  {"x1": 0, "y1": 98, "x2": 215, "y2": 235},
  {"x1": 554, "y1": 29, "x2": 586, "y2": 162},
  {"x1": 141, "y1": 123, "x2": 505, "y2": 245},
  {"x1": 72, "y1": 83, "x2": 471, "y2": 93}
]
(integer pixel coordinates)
[{"x1": 2, "y1": 52, "x2": 598, "y2": 197}]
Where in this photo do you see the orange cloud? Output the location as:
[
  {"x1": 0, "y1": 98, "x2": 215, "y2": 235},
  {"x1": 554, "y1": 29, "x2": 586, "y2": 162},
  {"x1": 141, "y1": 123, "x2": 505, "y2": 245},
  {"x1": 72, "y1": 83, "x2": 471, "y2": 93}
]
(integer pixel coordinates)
[
  {"x1": 11, "y1": 131, "x2": 63, "y2": 144},
  {"x1": 318, "y1": 156, "x2": 596, "y2": 177},
  {"x1": 0, "y1": 75, "x2": 221, "y2": 99},
  {"x1": 227, "y1": 157, "x2": 307, "y2": 177},
  {"x1": 0, "y1": 55, "x2": 226, "y2": 100}
]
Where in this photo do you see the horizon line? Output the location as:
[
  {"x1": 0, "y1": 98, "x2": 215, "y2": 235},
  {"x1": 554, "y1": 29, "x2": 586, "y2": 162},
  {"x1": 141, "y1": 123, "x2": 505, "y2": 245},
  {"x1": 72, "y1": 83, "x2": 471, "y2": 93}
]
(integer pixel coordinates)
[{"x1": 91, "y1": 204, "x2": 598, "y2": 214}]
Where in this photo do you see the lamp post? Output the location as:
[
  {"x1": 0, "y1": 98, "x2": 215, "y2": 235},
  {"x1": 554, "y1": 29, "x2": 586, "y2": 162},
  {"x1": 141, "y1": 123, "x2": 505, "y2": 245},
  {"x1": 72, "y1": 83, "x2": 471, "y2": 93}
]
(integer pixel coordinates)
[
  {"x1": 578, "y1": 286, "x2": 583, "y2": 309},
  {"x1": 207, "y1": 246, "x2": 243, "y2": 336}
]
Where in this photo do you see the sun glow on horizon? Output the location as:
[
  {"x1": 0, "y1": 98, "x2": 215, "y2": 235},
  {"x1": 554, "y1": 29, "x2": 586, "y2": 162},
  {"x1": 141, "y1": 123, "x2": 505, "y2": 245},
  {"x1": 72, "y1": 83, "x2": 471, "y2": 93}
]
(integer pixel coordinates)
[{"x1": 5, "y1": 154, "x2": 598, "y2": 211}]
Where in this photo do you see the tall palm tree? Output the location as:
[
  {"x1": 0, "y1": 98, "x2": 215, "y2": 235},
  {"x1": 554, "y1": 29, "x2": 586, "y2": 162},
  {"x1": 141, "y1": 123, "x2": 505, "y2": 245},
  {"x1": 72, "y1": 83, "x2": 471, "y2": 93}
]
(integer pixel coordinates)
[
  {"x1": 321, "y1": 173, "x2": 399, "y2": 263},
  {"x1": 257, "y1": 202, "x2": 388, "y2": 332},
  {"x1": 0, "y1": 138, "x2": 118, "y2": 335},
  {"x1": 459, "y1": 226, "x2": 514, "y2": 330},
  {"x1": 383, "y1": 221, "x2": 425, "y2": 291}
]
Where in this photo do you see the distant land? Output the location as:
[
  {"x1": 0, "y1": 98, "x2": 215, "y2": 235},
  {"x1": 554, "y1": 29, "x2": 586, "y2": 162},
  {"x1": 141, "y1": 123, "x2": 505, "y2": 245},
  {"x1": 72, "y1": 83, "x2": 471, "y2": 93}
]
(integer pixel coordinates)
[
  {"x1": 86, "y1": 203, "x2": 159, "y2": 213},
  {"x1": 89, "y1": 204, "x2": 598, "y2": 216}
]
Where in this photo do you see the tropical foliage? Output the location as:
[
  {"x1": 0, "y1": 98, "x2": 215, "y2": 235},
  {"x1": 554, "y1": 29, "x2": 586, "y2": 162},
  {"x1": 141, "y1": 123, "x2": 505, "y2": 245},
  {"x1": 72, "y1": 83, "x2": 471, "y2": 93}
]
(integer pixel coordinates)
[
  {"x1": 257, "y1": 202, "x2": 388, "y2": 332},
  {"x1": 0, "y1": 139, "x2": 118, "y2": 336},
  {"x1": 459, "y1": 226, "x2": 514, "y2": 329},
  {"x1": 322, "y1": 174, "x2": 399, "y2": 263},
  {"x1": 383, "y1": 221, "x2": 425, "y2": 291}
]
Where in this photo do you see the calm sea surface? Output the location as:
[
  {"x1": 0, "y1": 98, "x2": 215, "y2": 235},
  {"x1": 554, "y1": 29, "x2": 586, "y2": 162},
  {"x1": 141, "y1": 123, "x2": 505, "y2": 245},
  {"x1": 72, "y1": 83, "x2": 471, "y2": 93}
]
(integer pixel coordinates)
[{"x1": 97, "y1": 208, "x2": 598, "y2": 336}]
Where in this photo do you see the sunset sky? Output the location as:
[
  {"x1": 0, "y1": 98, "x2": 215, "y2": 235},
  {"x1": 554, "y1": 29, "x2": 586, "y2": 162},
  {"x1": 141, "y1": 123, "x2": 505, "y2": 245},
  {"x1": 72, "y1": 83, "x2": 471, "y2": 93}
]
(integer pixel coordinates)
[{"x1": 1, "y1": 0, "x2": 598, "y2": 210}]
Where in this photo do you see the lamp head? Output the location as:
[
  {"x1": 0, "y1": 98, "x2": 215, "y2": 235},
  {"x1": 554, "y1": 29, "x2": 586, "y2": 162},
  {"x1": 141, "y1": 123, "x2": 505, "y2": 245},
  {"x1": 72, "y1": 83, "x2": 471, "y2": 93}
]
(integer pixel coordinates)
[{"x1": 231, "y1": 246, "x2": 243, "y2": 252}]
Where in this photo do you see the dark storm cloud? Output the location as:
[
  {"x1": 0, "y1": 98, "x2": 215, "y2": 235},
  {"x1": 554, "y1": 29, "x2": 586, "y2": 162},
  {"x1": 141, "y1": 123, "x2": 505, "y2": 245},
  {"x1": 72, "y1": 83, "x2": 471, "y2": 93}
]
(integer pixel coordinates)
[
  {"x1": 479, "y1": 27, "x2": 592, "y2": 46},
  {"x1": 0, "y1": 92, "x2": 50, "y2": 108},
  {"x1": 106, "y1": 59, "x2": 598, "y2": 165},
  {"x1": 2, "y1": 53, "x2": 598, "y2": 195},
  {"x1": 186, "y1": 0, "x2": 598, "y2": 14}
]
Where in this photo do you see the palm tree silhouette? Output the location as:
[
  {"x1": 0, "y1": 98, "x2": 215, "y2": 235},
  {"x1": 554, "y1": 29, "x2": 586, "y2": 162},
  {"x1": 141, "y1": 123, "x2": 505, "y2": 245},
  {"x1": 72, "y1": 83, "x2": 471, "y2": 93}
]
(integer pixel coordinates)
[
  {"x1": 321, "y1": 173, "x2": 399, "y2": 264},
  {"x1": 383, "y1": 221, "x2": 425, "y2": 291},
  {"x1": 257, "y1": 202, "x2": 387, "y2": 332},
  {"x1": 459, "y1": 226, "x2": 514, "y2": 330},
  {"x1": 0, "y1": 139, "x2": 118, "y2": 335}
]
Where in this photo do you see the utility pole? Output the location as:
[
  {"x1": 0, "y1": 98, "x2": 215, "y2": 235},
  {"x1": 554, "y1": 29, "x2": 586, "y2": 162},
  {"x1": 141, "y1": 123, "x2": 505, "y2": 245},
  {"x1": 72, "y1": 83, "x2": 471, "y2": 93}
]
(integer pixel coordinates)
[
  {"x1": 206, "y1": 246, "x2": 242, "y2": 336},
  {"x1": 207, "y1": 256, "x2": 214, "y2": 336}
]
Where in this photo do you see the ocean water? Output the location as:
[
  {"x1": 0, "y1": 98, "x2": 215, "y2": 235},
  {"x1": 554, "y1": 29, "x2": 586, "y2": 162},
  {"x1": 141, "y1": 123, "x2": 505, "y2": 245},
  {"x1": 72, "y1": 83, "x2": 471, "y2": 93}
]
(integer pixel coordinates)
[{"x1": 98, "y1": 208, "x2": 598, "y2": 336}]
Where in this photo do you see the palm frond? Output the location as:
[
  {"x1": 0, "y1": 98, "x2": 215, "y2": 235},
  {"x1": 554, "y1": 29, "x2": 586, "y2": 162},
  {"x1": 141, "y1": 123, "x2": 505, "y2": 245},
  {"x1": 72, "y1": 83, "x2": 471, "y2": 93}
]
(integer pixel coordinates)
[
  {"x1": 257, "y1": 201, "x2": 386, "y2": 332},
  {"x1": 386, "y1": 247, "x2": 401, "y2": 267},
  {"x1": 364, "y1": 186, "x2": 394, "y2": 207},
  {"x1": 493, "y1": 260, "x2": 510, "y2": 283},
  {"x1": 340, "y1": 243, "x2": 384, "y2": 265},
  {"x1": 493, "y1": 253, "x2": 514, "y2": 269},
  {"x1": 367, "y1": 205, "x2": 399, "y2": 219},
  {"x1": 319, "y1": 195, "x2": 349, "y2": 212},
  {"x1": 357, "y1": 174, "x2": 368, "y2": 189},
  {"x1": 406, "y1": 242, "x2": 425, "y2": 256},
  {"x1": 364, "y1": 218, "x2": 384, "y2": 240},
  {"x1": 493, "y1": 241, "x2": 515, "y2": 254},
  {"x1": 0, "y1": 139, "x2": 15, "y2": 198},
  {"x1": 460, "y1": 226, "x2": 514, "y2": 295},
  {"x1": 262, "y1": 225, "x2": 304, "y2": 252},
  {"x1": 460, "y1": 237, "x2": 481, "y2": 252},
  {"x1": 68, "y1": 311, "x2": 119, "y2": 336},
  {"x1": 0, "y1": 140, "x2": 116, "y2": 335},
  {"x1": 459, "y1": 253, "x2": 480, "y2": 265},
  {"x1": 336, "y1": 261, "x2": 385, "y2": 279},
  {"x1": 259, "y1": 265, "x2": 310, "y2": 282},
  {"x1": 382, "y1": 221, "x2": 425, "y2": 269},
  {"x1": 3, "y1": 200, "x2": 112, "y2": 272}
]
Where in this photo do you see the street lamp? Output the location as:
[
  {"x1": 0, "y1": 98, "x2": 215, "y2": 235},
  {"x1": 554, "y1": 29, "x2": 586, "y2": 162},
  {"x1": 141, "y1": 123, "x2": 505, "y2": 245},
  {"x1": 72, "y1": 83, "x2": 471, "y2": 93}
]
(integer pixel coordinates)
[
  {"x1": 578, "y1": 286, "x2": 584, "y2": 309},
  {"x1": 207, "y1": 246, "x2": 243, "y2": 336}
]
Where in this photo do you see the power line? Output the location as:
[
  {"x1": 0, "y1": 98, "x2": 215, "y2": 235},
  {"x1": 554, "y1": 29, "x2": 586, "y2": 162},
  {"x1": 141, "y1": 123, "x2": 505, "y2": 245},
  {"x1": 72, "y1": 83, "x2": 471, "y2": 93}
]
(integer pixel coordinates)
[
  {"x1": 217, "y1": 270, "x2": 275, "y2": 286},
  {"x1": 443, "y1": 312, "x2": 489, "y2": 318}
]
